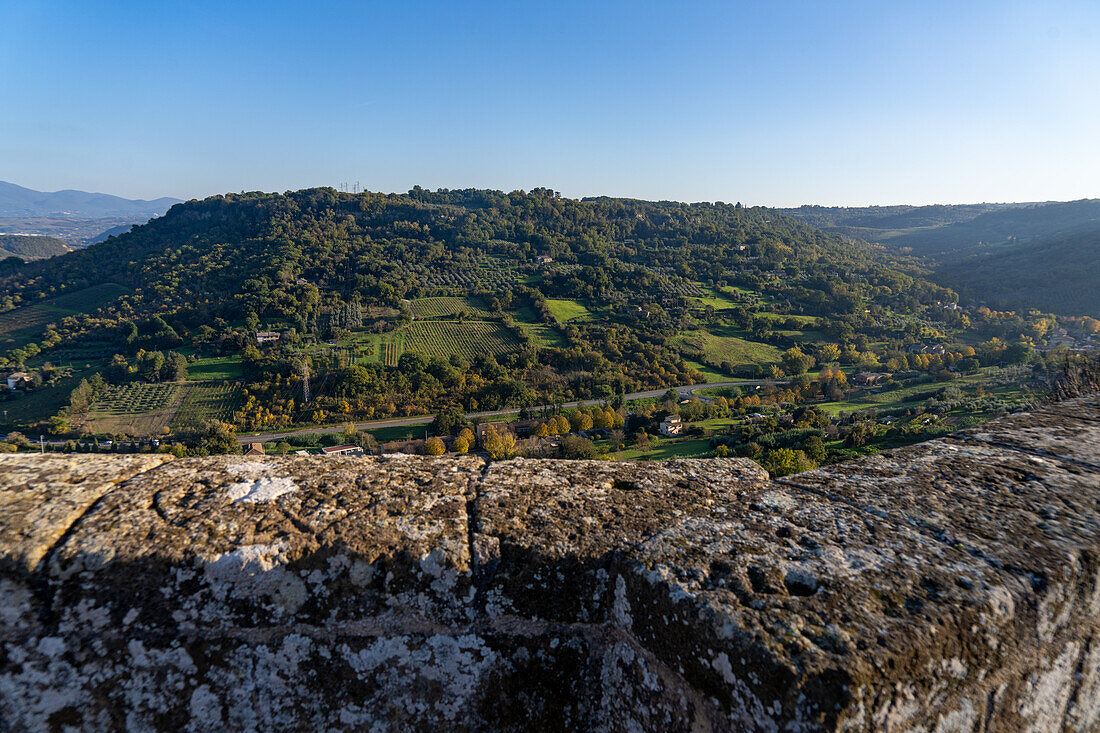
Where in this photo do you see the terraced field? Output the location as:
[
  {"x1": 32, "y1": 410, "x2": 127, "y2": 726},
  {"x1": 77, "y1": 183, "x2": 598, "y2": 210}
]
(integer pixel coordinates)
[
  {"x1": 410, "y1": 297, "x2": 490, "y2": 319},
  {"x1": 171, "y1": 382, "x2": 244, "y2": 432},
  {"x1": 403, "y1": 320, "x2": 520, "y2": 361}
]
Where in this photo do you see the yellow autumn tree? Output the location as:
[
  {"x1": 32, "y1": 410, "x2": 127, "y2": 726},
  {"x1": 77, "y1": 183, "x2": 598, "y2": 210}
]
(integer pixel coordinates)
[
  {"x1": 423, "y1": 436, "x2": 446, "y2": 456},
  {"x1": 481, "y1": 425, "x2": 516, "y2": 460}
]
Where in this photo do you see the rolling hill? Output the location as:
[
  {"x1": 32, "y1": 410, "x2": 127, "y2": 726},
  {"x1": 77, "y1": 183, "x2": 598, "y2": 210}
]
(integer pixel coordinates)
[
  {"x1": 936, "y1": 224, "x2": 1100, "y2": 316},
  {"x1": 0, "y1": 234, "x2": 71, "y2": 261},
  {"x1": 786, "y1": 199, "x2": 1100, "y2": 317}
]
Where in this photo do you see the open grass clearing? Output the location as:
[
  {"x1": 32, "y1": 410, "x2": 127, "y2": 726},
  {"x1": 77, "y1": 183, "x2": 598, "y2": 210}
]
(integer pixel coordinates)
[
  {"x1": 673, "y1": 327, "x2": 783, "y2": 367},
  {"x1": 510, "y1": 303, "x2": 566, "y2": 348},
  {"x1": 609, "y1": 437, "x2": 713, "y2": 461},
  {"x1": 682, "y1": 359, "x2": 730, "y2": 383},
  {"x1": 187, "y1": 355, "x2": 243, "y2": 381},
  {"x1": 689, "y1": 289, "x2": 743, "y2": 310},
  {"x1": 545, "y1": 298, "x2": 594, "y2": 323}
]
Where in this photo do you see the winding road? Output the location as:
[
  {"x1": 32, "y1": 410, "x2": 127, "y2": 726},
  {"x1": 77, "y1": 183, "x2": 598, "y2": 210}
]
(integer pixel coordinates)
[{"x1": 236, "y1": 380, "x2": 779, "y2": 444}]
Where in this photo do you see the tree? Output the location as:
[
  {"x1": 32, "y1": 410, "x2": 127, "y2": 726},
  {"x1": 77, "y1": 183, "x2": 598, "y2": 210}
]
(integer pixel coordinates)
[
  {"x1": 801, "y1": 435, "x2": 826, "y2": 462},
  {"x1": 569, "y1": 410, "x2": 594, "y2": 432},
  {"x1": 1003, "y1": 341, "x2": 1035, "y2": 365},
  {"x1": 763, "y1": 448, "x2": 815, "y2": 477},
  {"x1": 452, "y1": 434, "x2": 471, "y2": 453},
  {"x1": 431, "y1": 406, "x2": 469, "y2": 436},
  {"x1": 106, "y1": 354, "x2": 130, "y2": 383},
  {"x1": 818, "y1": 343, "x2": 841, "y2": 363},
  {"x1": 958, "y1": 357, "x2": 981, "y2": 374},
  {"x1": 161, "y1": 351, "x2": 188, "y2": 381},
  {"x1": 481, "y1": 425, "x2": 516, "y2": 460},
  {"x1": 560, "y1": 434, "x2": 597, "y2": 459},
  {"x1": 138, "y1": 350, "x2": 166, "y2": 382},
  {"x1": 193, "y1": 420, "x2": 240, "y2": 455},
  {"x1": 782, "y1": 347, "x2": 814, "y2": 376},
  {"x1": 423, "y1": 436, "x2": 446, "y2": 455},
  {"x1": 844, "y1": 422, "x2": 875, "y2": 448},
  {"x1": 340, "y1": 365, "x2": 372, "y2": 397},
  {"x1": 593, "y1": 409, "x2": 614, "y2": 430}
]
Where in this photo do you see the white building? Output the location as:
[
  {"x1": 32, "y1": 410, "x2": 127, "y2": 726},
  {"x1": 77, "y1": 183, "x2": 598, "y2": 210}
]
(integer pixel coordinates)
[{"x1": 659, "y1": 414, "x2": 684, "y2": 437}]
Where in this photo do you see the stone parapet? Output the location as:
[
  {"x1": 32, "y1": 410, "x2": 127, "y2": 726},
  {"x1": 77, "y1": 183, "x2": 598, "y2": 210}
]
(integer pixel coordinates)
[{"x1": 1, "y1": 397, "x2": 1098, "y2": 731}]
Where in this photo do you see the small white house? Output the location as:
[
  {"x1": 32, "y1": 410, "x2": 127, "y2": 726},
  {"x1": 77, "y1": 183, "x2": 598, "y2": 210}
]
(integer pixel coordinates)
[
  {"x1": 659, "y1": 414, "x2": 684, "y2": 437},
  {"x1": 6, "y1": 372, "x2": 32, "y2": 391},
  {"x1": 256, "y1": 331, "x2": 280, "y2": 345}
]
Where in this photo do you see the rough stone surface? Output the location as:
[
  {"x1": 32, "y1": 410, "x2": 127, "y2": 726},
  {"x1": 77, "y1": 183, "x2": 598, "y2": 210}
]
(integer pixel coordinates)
[{"x1": 1, "y1": 398, "x2": 1099, "y2": 731}]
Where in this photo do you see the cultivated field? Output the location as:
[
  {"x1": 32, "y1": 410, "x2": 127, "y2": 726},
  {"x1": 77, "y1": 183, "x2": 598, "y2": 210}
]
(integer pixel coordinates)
[
  {"x1": 171, "y1": 382, "x2": 244, "y2": 432},
  {"x1": 410, "y1": 297, "x2": 490, "y2": 319},
  {"x1": 403, "y1": 320, "x2": 520, "y2": 361},
  {"x1": 83, "y1": 382, "x2": 184, "y2": 436},
  {"x1": 0, "y1": 283, "x2": 129, "y2": 347}
]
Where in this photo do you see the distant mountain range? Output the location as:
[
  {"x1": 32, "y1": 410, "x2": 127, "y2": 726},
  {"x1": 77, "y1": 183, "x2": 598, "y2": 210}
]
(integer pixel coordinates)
[{"x1": 0, "y1": 181, "x2": 181, "y2": 219}]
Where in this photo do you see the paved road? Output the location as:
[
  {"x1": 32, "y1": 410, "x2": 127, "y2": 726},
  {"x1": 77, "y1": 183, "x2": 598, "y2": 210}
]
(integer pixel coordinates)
[{"x1": 236, "y1": 380, "x2": 780, "y2": 444}]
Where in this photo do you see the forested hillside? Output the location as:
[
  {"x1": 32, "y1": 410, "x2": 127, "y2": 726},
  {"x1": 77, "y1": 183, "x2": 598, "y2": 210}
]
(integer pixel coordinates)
[
  {"x1": 0, "y1": 187, "x2": 1071, "y2": 453},
  {"x1": 937, "y1": 225, "x2": 1100, "y2": 316},
  {"x1": 884, "y1": 199, "x2": 1100, "y2": 259},
  {"x1": 2, "y1": 187, "x2": 954, "y2": 328},
  {"x1": 0, "y1": 234, "x2": 71, "y2": 261},
  {"x1": 786, "y1": 199, "x2": 1100, "y2": 317},
  {"x1": 781, "y1": 203, "x2": 1007, "y2": 231}
]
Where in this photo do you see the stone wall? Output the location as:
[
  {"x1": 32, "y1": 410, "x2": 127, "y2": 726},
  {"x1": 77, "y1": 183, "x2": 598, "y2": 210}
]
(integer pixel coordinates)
[{"x1": 1, "y1": 395, "x2": 1098, "y2": 731}]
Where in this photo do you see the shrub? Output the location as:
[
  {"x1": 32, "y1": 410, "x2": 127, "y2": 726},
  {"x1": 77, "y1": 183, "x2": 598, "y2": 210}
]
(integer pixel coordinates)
[{"x1": 560, "y1": 434, "x2": 597, "y2": 459}]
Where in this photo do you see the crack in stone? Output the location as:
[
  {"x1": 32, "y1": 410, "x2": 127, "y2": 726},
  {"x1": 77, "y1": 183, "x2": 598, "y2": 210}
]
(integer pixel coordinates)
[{"x1": 36, "y1": 457, "x2": 177, "y2": 575}]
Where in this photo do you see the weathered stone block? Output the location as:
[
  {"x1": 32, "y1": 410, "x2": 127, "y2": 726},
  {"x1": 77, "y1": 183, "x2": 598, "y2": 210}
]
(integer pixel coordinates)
[
  {"x1": 474, "y1": 458, "x2": 768, "y2": 622},
  {"x1": 46, "y1": 454, "x2": 485, "y2": 633}
]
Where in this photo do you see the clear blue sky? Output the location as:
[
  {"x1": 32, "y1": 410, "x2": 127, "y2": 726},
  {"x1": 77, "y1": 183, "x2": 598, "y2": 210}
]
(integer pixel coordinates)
[{"x1": 2, "y1": 0, "x2": 1099, "y2": 206}]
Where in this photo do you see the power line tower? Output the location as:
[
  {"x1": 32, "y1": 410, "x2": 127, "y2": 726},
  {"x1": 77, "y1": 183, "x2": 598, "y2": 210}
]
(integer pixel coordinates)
[{"x1": 301, "y1": 358, "x2": 311, "y2": 404}]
